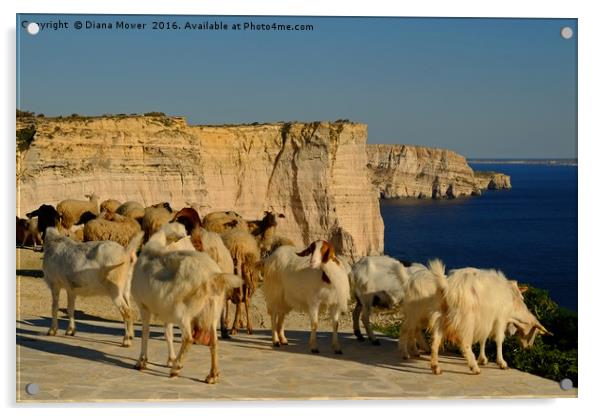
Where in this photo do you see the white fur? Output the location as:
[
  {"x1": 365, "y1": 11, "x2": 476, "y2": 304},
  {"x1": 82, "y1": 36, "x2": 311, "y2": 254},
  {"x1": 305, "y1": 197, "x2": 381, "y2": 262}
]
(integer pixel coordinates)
[
  {"x1": 262, "y1": 241, "x2": 350, "y2": 353},
  {"x1": 398, "y1": 259, "x2": 446, "y2": 359},
  {"x1": 42, "y1": 227, "x2": 143, "y2": 346},
  {"x1": 429, "y1": 267, "x2": 549, "y2": 375},
  {"x1": 350, "y1": 255, "x2": 409, "y2": 344},
  {"x1": 131, "y1": 229, "x2": 241, "y2": 383}
]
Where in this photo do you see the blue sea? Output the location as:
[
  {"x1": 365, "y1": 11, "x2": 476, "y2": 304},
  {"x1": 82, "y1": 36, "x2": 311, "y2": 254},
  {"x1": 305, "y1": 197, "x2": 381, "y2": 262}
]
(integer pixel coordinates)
[{"x1": 380, "y1": 163, "x2": 578, "y2": 311}]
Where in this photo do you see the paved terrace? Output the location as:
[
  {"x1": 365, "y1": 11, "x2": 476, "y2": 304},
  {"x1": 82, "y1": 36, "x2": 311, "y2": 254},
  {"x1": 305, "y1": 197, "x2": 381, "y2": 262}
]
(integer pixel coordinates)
[{"x1": 16, "y1": 315, "x2": 576, "y2": 402}]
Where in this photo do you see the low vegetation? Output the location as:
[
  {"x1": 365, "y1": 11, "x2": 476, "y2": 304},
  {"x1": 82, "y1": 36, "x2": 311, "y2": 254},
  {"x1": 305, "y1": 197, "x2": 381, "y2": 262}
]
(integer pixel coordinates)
[
  {"x1": 374, "y1": 285, "x2": 577, "y2": 385},
  {"x1": 16, "y1": 125, "x2": 36, "y2": 152}
]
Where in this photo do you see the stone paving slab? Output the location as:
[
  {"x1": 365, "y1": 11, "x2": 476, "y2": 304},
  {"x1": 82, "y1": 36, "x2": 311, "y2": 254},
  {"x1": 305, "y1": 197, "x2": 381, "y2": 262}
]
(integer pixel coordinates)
[{"x1": 16, "y1": 315, "x2": 577, "y2": 402}]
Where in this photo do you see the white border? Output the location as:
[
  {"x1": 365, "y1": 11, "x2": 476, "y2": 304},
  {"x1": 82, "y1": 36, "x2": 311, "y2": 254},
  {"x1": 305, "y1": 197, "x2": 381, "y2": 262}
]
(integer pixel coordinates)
[{"x1": 3, "y1": 1, "x2": 600, "y2": 415}]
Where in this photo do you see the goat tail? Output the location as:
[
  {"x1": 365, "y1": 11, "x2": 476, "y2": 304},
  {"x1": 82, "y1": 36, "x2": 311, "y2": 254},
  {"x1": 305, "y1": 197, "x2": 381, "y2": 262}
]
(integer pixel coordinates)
[
  {"x1": 126, "y1": 231, "x2": 144, "y2": 257},
  {"x1": 215, "y1": 273, "x2": 243, "y2": 291},
  {"x1": 428, "y1": 258, "x2": 447, "y2": 289},
  {"x1": 428, "y1": 258, "x2": 449, "y2": 317}
]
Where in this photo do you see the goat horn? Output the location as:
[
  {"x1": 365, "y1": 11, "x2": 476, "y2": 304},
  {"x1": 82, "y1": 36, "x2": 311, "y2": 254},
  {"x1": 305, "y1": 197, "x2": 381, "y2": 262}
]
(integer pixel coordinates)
[{"x1": 537, "y1": 324, "x2": 553, "y2": 336}]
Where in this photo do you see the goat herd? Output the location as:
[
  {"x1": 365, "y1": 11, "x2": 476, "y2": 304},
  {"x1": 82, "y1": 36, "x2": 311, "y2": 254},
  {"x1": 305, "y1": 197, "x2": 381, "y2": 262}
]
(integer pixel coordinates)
[{"x1": 17, "y1": 194, "x2": 552, "y2": 384}]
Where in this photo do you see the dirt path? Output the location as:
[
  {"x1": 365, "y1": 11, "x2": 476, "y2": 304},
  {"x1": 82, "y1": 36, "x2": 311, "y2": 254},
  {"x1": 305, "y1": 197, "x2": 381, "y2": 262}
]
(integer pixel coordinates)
[{"x1": 16, "y1": 248, "x2": 576, "y2": 402}]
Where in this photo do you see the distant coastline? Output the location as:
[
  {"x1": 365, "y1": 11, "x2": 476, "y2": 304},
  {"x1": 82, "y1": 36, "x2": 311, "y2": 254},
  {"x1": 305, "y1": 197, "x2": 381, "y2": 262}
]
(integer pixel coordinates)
[{"x1": 468, "y1": 159, "x2": 577, "y2": 166}]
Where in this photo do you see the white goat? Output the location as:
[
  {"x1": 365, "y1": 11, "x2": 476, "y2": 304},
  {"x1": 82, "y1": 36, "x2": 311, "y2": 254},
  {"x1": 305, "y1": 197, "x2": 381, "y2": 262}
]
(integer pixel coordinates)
[
  {"x1": 262, "y1": 240, "x2": 350, "y2": 354},
  {"x1": 42, "y1": 227, "x2": 143, "y2": 346},
  {"x1": 398, "y1": 260, "x2": 446, "y2": 359},
  {"x1": 131, "y1": 228, "x2": 241, "y2": 383},
  {"x1": 350, "y1": 255, "x2": 409, "y2": 345},
  {"x1": 429, "y1": 267, "x2": 552, "y2": 375}
]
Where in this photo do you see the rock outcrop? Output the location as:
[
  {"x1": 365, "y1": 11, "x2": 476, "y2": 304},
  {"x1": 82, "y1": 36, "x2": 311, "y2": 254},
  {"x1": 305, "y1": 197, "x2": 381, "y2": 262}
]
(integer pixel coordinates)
[
  {"x1": 367, "y1": 144, "x2": 479, "y2": 198},
  {"x1": 366, "y1": 144, "x2": 510, "y2": 199},
  {"x1": 474, "y1": 171, "x2": 512, "y2": 190},
  {"x1": 16, "y1": 115, "x2": 384, "y2": 257}
]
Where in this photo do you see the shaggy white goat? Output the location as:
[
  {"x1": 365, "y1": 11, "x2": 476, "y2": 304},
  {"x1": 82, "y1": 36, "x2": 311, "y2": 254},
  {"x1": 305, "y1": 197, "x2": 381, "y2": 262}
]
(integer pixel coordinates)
[
  {"x1": 42, "y1": 227, "x2": 143, "y2": 346},
  {"x1": 350, "y1": 255, "x2": 409, "y2": 345},
  {"x1": 397, "y1": 260, "x2": 446, "y2": 359},
  {"x1": 131, "y1": 229, "x2": 241, "y2": 384},
  {"x1": 262, "y1": 240, "x2": 350, "y2": 354},
  {"x1": 429, "y1": 267, "x2": 552, "y2": 375}
]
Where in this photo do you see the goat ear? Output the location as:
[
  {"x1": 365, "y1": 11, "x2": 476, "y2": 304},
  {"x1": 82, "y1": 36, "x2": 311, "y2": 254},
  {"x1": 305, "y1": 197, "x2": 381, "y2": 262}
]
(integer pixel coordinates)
[
  {"x1": 321, "y1": 242, "x2": 340, "y2": 264},
  {"x1": 518, "y1": 285, "x2": 529, "y2": 294},
  {"x1": 296, "y1": 242, "x2": 315, "y2": 257}
]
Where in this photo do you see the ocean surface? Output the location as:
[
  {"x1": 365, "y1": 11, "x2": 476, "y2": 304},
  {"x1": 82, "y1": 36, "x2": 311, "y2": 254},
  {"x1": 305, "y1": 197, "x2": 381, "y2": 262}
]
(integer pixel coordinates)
[{"x1": 380, "y1": 163, "x2": 578, "y2": 311}]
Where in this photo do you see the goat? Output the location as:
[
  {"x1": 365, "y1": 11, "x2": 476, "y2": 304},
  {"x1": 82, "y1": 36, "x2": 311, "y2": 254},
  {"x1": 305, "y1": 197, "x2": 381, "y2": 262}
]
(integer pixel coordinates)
[
  {"x1": 429, "y1": 267, "x2": 552, "y2": 375},
  {"x1": 26, "y1": 204, "x2": 61, "y2": 241},
  {"x1": 262, "y1": 240, "x2": 350, "y2": 354},
  {"x1": 42, "y1": 227, "x2": 143, "y2": 346},
  {"x1": 171, "y1": 207, "x2": 236, "y2": 339},
  {"x1": 131, "y1": 230, "x2": 241, "y2": 383},
  {"x1": 350, "y1": 255, "x2": 409, "y2": 345},
  {"x1": 397, "y1": 260, "x2": 445, "y2": 359}
]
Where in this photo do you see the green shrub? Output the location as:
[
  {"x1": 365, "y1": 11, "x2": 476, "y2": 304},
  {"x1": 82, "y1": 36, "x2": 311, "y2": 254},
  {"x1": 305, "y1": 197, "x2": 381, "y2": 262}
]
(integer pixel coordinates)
[
  {"x1": 374, "y1": 284, "x2": 577, "y2": 385},
  {"x1": 16, "y1": 125, "x2": 36, "y2": 152}
]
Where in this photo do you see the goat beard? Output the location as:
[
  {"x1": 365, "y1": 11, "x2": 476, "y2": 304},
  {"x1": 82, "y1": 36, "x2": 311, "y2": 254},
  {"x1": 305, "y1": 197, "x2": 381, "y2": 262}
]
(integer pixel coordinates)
[{"x1": 192, "y1": 325, "x2": 213, "y2": 346}]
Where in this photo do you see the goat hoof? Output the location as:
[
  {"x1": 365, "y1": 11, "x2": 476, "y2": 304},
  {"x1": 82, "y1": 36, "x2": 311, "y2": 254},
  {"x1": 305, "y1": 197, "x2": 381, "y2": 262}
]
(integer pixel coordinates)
[
  {"x1": 311, "y1": 348, "x2": 320, "y2": 354},
  {"x1": 354, "y1": 330, "x2": 365, "y2": 341},
  {"x1": 280, "y1": 341, "x2": 288, "y2": 346},
  {"x1": 431, "y1": 365, "x2": 442, "y2": 375},
  {"x1": 247, "y1": 328, "x2": 253, "y2": 335},
  {"x1": 47, "y1": 328, "x2": 57, "y2": 336},
  {"x1": 65, "y1": 328, "x2": 76, "y2": 336},
  {"x1": 205, "y1": 373, "x2": 219, "y2": 384},
  {"x1": 167, "y1": 358, "x2": 176, "y2": 367},
  {"x1": 230, "y1": 329, "x2": 238, "y2": 336},
  {"x1": 134, "y1": 361, "x2": 147, "y2": 371},
  {"x1": 169, "y1": 371, "x2": 179, "y2": 378},
  {"x1": 371, "y1": 339, "x2": 381, "y2": 346},
  {"x1": 221, "y1": 331, "x2": 231, "y2": 340},
  {"x1": 334, "y1": 349, "x2": 343, "y2": 355},
  {"x1": 273, "y1": 341, "x2": 280, "y2": 347},
  {"x1": 497, "y1": 361, "x2": 508, "y2": 370},
  {"x1": 478, "y1": 357, "x2": 488, "y2": 365},
  {"x1": 122, "y1": 339, "x2": 132, "y2": 347},
  {"x1": 402, "y1": 354, "x2": 410, "y2": 360},
  {"x1": 470, "y1": 366, "x2": 481, "y2": 375}
]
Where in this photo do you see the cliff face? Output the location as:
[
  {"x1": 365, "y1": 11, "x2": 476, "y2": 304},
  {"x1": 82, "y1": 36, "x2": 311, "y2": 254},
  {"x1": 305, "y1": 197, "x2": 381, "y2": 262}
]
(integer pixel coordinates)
[
  {"x1": 17, "y1": 116, "x2": 384, "y2": 257},
  {"x1": 474, "y1": 171, "x2": 512, "y2": 190},
  {"x1": 367, "y1": 144, "x2": 479, "y2": 198}
]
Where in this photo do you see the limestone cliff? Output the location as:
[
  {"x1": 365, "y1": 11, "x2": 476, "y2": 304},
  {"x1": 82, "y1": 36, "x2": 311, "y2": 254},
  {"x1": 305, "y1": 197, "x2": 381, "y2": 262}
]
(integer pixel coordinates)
[
  {"x1": 474, "y1": 171, "x2": 512, "y2": 190},
  {"x1": 366, "y1": 144, "x2": 510, "y2": 199},
  {"x1": 16, "y1": 115, "x2": 384, "y2": 257}
]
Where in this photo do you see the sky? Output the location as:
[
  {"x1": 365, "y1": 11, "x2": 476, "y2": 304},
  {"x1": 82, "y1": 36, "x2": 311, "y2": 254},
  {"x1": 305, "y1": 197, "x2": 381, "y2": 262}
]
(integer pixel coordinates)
[{"x1": 16, "y1": 15, "x2": 577, "y2": 158}]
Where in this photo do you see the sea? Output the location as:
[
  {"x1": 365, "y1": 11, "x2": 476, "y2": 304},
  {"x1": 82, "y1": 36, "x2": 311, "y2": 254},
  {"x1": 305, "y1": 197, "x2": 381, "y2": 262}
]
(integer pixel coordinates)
[{"x1": 380, "y1": 162, "x2": 578, "y2": 311}]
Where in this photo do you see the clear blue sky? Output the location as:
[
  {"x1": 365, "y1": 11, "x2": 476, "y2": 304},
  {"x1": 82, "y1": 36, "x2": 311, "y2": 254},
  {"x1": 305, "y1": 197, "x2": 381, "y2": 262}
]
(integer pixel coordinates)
[{"x1": 17, "y1": 15, "x2": 577, "y2": 158}]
